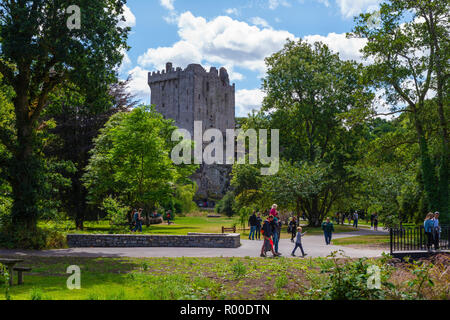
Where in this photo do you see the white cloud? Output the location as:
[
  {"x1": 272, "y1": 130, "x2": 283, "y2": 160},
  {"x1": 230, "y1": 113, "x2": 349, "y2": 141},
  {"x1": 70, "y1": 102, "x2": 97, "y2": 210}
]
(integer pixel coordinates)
[
  {"x1": 250, "y1": 17, "x2": 271, "y2": 28},
  {"x1": 235, "y1": 89, "x2": 266, "y2": 117},
  {"x1": 138, "y1": 40, "x2": 203, "y2": 71},
  {"x1": 268, "y1": 0, "x2": 291, "y2": 10},
  {"x1": 126, "y1": 66, "x2": 151, "y2": 104},
  {"x1": 118, "y1": 5, "x2": 136, "y2": 28},
  {"x1": 304, "y1": 32, "x2": 367, "y2": 63},
  {"x1": 317, "y1": 0, "x2": 330, "y2": 7},
  {"x1": 334, "y1": 0, "x2": 380, "y2": 19},
  {"x1": 225, "y1": 8, "x2": 239, "y2": 16},
  {"x1": 138, "y1": 11, "x2": 296, "y2": 76},
  {"x1": 160, "y1": 0, "x2": 175, "y2": 11},
  {"x1": 118, "y1": 49, "x2": 132, "y2": 74}
]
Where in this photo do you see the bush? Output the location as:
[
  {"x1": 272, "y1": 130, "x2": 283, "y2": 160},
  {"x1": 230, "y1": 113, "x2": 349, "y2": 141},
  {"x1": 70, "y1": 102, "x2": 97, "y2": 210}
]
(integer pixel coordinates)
[
  {"x1": 0, "y1": 263, "x2": 11, "y2": 300},
  {"x1": 0, "y1": 225, "x2": 66, "y2": 250},
  {"x1": 101, "y1": 196, "x2": 129, "y2": 233},
  {"x1": 308, "y1": 251, "x2": 395, "y2": 300},
  {"x1": 216, "y1": 191, "x2": 236, "y2": 217}
]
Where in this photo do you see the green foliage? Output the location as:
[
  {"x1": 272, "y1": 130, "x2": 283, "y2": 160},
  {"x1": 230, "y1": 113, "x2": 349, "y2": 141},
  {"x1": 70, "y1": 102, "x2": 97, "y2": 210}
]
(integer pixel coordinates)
[
  {"x1": 231, "y1": 260, "x2": 247, "y2": 279},
  {"x1": 0, "y1": 0, "x2": 130, "y2": 237},
  {"x1": 403, "y1": 258, "x2": 435, "y2": 300},
  {"x1": 310, "y1": 251, "x2": 395, "y2": 300},
  {"x1": 350, "y1": 0, "x2": 449, "y2": 220},
  {"x1": 0, "y1": 263, "x2": 11, "y2": 300},
  {"x1": 83, "y1": 105, "x2": 198, "y2": 214},
  {"x1": 238, "y1": 206, "x2": 252, "y2": 231},
  {"x1": 173, "y1": 184, "x2": 198, "y2": 215},
  {"x1": 101, "y1": 196, "x2": 129, "y2": 233},
  {"x1": 216, "y1": 191, "x2": 236, "y2": 217},
  {"x1": 255, "y1": 39, "x2": 371, "y2": 226}
]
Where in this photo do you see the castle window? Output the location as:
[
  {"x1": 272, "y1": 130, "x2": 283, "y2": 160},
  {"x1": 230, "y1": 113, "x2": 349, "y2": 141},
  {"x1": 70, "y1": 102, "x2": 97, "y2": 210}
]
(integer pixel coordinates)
[
  {"x1": 206, "y1": 82, "x2": 209, "y2": 92},
  {"x1": 198, "y1": 94, "x2": 201, "y2": 100},
  {"x1": 162, "y1": 103, "x2": 165, "y2": 108}
]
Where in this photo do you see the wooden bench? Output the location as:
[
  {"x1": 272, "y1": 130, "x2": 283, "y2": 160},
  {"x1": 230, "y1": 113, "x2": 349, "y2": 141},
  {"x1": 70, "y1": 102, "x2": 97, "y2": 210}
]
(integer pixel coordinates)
[
  {"x1": 222, "y1": 226, "x2": 236, "y2": 234},
  {"x1": 13, "y1": 266, "x2": 32, "y2": 285}
]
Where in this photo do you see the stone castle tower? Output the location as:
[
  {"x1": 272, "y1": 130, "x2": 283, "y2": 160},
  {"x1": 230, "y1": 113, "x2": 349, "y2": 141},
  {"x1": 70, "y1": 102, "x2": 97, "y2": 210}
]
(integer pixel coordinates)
[
  {"x1": 148, "y1": 62, "x2": 235, "y2": 135},
  {"x1": 148, "y1": 63, "x2": 236, "y2": 203}
]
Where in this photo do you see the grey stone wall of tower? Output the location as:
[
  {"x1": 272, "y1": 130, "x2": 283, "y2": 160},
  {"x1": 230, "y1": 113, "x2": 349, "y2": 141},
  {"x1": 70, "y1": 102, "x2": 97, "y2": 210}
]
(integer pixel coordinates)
[{"x1": 148, "y1": 62, "x2": 236, "y2": 202}]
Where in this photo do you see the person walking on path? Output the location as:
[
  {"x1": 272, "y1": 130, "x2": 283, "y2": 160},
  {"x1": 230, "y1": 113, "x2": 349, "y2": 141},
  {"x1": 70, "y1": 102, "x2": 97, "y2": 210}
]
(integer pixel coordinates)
[
  {"x1": 353, "y1": 212, "x2": 359, "y2": 229},
  {"x1": 248, "y1": 211, "x2": 258, "y2": 240},
  {"x1": 373, "y1": 214, "x2": 379, "y2": 231},
  {"x1": 322, "y1": 217, "x2": 334, "y2": 245},
  {"x1": 132, "y1": 209, "x2": 143, "y2": 233},
  {"x1": 370, "y1": 213, "x2": 375, "y2": 228},
  {"x1": 433, "y1": 212, "x2": 441, "y2": 251},
  {"x1": 424, "y1": 213, "x2": 435, "y2": 252},
  {"x1": 260, "y1": 215, "x2": 280, "y2": 257},
  {"x1": 291, "y1": 227, "x2": 308, "y2": 257},
  {"x1": 272, "y1": 216, "x2": 282, "y2": 255},
  {"x1": 289, "y1": 217, "x2": 298, "y2": 242},
  {"x1": 256, "y1": 213, "x2": 262, "y2": 240}
]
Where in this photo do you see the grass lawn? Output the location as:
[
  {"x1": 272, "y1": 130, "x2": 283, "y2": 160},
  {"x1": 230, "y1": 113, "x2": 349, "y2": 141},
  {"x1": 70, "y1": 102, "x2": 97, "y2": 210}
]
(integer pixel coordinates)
[
  {"x1": 332, "y1": 235, "x2": 390, "y2": 249},
  {"x1": 1, "y1": 255, "x2": 448, "y2": 300},
  {"x1": 39, "y1": 212, "x2": 364, "y2": 242}
]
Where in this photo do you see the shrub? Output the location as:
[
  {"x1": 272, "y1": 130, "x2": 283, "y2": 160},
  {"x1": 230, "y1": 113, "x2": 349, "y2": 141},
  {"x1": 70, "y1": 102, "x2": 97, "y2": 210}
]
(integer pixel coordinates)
[
  {"x1": 310, "y1": 251, "x2": 395, "y2": 300},
  {"x1": 231, "y1": 260, "x2": 247, "y2": 279},
  {"x1": 0, "y1": 225, "x2": 66, "y2": 250},
  {"x1": 216, "y1": 191, "x2": 236, "y2": 217},
  {"x1": 0, "y1": 263, "x2": 11, "y2": 300},
  {"x1": 101, "y1": 196, "x2": 129, "y2": 233}
]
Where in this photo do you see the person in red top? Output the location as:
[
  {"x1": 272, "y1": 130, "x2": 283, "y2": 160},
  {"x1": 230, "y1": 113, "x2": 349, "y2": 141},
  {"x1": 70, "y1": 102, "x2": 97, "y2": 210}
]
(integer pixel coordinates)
[{"x1": 270, "y1": 204, "x2": 278, "y2": 217}]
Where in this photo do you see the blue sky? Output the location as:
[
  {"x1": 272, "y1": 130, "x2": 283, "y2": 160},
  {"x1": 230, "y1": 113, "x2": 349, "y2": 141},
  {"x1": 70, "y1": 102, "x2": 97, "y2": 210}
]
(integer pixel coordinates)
[{"x1": 119, "y1": 0, "x2": 381, "y2": 117}]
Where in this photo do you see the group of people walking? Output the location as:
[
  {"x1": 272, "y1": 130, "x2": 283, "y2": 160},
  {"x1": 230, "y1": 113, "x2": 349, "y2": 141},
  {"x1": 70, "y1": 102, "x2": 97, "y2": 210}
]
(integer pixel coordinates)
[
  {"x1": 424, "y1": 212, "x2": 441, "y2": 252},
  {"x1": 251, "y1": 204, "x2": 339, "y2": 258}
]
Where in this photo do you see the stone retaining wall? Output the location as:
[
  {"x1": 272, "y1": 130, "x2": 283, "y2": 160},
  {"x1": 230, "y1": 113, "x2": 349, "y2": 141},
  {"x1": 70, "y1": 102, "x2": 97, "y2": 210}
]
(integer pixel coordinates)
[{"x1": 67, "y1": 233, "x2": 241, "y2": 248}]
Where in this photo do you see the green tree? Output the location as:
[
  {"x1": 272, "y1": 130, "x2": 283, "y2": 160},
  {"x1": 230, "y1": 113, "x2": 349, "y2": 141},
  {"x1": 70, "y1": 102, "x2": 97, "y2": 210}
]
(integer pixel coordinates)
[
  {"x1": 261, "y1": 40, "x2": 372, "y2": 226},
  {"x1": 0, "y1": 0, "x2": 129, "y2": 233},
  {"x1": 83, "y1": 105, "x2": 198, "y2": 212},
  {"x1": 42, "y1": 80, "x2": 136, "y2": 229},
  {"x1": 350, "y1": 0, "x2": 449, "y2": 221}
]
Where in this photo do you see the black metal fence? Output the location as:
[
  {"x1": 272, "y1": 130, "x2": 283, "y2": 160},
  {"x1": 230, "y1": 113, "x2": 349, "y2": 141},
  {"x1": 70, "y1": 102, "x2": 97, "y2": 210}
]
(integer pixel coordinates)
[{"x1": 390, "y1": 225, "x2": 450, "y2": 254}]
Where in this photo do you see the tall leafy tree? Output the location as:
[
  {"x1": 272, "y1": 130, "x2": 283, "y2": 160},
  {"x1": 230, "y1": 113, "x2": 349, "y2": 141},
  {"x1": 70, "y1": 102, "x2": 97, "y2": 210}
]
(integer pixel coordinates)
[
  {"x1": 0, "y1": 0, "x2": 129, "y2": 232},
  {"x1": 350, "y1": 0, "x2": 449, "y2": 220},
  {"x1": 261, "y1": 40, "x2": 372, "y2": 226},
  {"x1": 83, "y1": 105, "x2": 198, "y2": 212},
  {"x1": 42, "y1": 80, "x2": 136, "y2": 229}
]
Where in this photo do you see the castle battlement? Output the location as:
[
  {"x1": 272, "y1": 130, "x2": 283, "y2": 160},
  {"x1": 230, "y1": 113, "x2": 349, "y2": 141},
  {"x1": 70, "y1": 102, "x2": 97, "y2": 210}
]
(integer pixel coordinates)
[
  {"x1": 148, "y1": 62, "x2": 235, "y2": 136},
  {"x1": 148, "y1": 63, "x2": 234, "y2": 87}
]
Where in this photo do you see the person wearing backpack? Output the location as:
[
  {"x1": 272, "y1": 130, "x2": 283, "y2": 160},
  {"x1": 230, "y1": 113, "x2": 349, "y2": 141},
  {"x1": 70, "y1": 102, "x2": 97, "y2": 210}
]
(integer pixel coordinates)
[
  {"x1": 132, "y1": 209, "x2": 143, "y2": 233},
  {"x1": 272, "y1": 216, "x2": 282, "y2": 255},
  {"x1": 260, "y1": 215, "x2": 280, "y2": 257}
]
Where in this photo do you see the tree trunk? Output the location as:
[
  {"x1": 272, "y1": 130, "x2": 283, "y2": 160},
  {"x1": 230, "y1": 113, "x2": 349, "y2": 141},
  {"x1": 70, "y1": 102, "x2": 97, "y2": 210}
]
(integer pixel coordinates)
[
  {"x1": 411, "y1": 103, "x2": 439, "y2": 211},
  {"x1": 10, "y1": 110, "x2": 40, "y2": 232}
]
